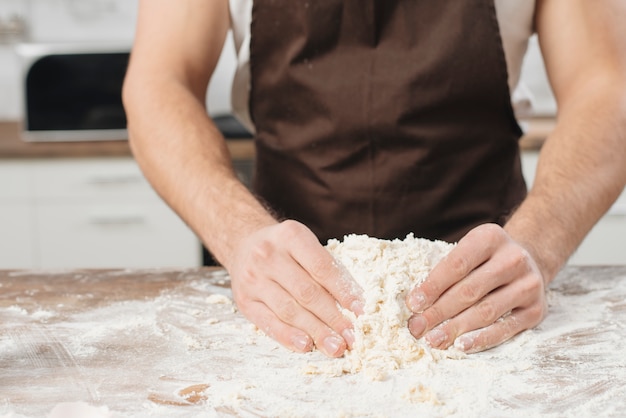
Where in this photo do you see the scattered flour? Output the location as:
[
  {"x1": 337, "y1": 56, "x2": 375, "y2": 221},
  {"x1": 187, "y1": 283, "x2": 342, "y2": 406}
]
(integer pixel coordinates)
[
  {"x1": 205, "y1": 294, "x2": 232, "y2": 305},
  {"x1": 2, "y1": 264, "x2": 625, "y2": 417},
  {"x1": 326, "y1": 233, "x2": 456, "y2": 378}
]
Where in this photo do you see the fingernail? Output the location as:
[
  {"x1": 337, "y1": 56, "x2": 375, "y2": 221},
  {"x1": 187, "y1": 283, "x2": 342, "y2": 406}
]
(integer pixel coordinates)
[
  {"x1": 408, "y1": 315, "x2": 427, "y2": 338},
  {"x1": 425, "y1": 329, "x2": 447, "y2": 348},
  {"x1": 350, "y1": 299, "x2": 365, "y2": 316},
  {"x1": 408, "y1": 291, "x2": 426, "y2": 312},
  {"x1": 454, "y1": 335, "x2": 473, "y2": 352},
  {"x1": 342, "y1": 328, "x2": 355, "y2": 348},
  {"x1": 291, "y1": 334, "x2": 311, "y2": 352},
  {"x1": 323, "y1": 335, "x2": 344, "y2": 357}
]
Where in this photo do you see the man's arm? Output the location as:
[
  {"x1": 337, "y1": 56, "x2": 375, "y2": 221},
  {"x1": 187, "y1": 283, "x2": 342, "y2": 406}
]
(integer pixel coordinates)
[
  {"x1": 123, "y1": 0, "x2": 261, "y2": 260},
  {"x1": 123, "y1": 0, "x2": 362, "y2": 357},
  {"x1": 406, "y1": 0, "x2": 626, "y2": 352},
  {"x1": 507, "y1": 0, "x2": 626, "y2": 278}
]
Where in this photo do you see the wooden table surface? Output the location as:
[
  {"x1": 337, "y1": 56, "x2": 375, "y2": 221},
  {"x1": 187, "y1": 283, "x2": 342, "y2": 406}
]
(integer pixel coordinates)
[{"x1": 1, "y1": 266, "x2": 625, "y2": 417}]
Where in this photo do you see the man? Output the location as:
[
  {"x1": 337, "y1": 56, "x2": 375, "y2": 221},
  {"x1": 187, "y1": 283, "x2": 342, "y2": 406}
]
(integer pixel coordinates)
[{"x1": 123, "y1": 0, "x2": 626, "y2": 358}]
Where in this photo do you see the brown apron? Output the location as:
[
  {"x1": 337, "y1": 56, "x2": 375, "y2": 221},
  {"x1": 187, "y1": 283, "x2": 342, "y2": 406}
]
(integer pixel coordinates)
[{"x1": 249, "y1": 0, "x2": 526, "y2": 243}]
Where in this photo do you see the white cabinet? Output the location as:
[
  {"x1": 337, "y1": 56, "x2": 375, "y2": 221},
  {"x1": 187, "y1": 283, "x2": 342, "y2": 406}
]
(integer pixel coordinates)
[
  {"x1": 0, "y1": 157, "x2": 201, "y2": 269},
  {"x1": 0, "y1": 202, "x2": 35, "y2": 268},
  {"x1": 571, "y1": 209, "x2": 626, "y2": 265},
  {"x1": 0, "y1": 162, "x2": 35, "y2": 268},
  {"x1": 521, "y1": 150, "x2": 626, "y2": 265}
]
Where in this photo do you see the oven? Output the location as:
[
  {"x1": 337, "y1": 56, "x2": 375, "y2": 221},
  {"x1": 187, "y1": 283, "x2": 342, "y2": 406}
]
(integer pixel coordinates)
[
  {"x1": 15, "y1": 41, "x2": 251, "y2": 143},
  {"x1": 16, "y1": 43, "x2": 131, "y2": 142}
]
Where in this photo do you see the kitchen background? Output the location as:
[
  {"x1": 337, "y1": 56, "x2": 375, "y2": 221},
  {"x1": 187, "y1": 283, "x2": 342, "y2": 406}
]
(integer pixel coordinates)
[
  {"x1": 0, "y1": 0, "x2": 623, "y2": 269},
  {"x1": 0, "y1": 0, "x2": 559, "y2": 122},
  {"x1": 0, "y1": 0, "x2": 235, "y2": 120}
]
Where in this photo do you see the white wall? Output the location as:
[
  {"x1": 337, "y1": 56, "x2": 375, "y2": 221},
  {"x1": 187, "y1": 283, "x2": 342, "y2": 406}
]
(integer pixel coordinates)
[
  {"x1": 0, "y1": 46, "x2": 20, "y2": 120},
  {"x1": 0, "y1": 0, "x2": 29, "y2": 120}
]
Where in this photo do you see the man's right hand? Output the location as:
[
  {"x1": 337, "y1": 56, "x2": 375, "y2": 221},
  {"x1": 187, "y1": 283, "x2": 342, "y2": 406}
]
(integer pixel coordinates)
[
  {"x1": 124, "y1": 1, "x2": 364, "y2": 358},
  {"x1": 227, "y1": 220, "x2": 364, "y2": 358}
]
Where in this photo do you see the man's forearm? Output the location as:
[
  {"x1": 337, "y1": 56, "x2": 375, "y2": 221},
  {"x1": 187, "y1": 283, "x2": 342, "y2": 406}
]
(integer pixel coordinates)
[
  {"x1": 506, "y1": 82, "x2": 626, "y2": 282},
  {"x1": 123, "y1": 77, "x2": 277, "y2": 268}
]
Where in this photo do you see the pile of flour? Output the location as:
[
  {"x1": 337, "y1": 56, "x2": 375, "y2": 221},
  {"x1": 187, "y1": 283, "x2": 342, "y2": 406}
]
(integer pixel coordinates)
[{"x1": 325, "y1": 233, "x2": 456, "y2": 378}]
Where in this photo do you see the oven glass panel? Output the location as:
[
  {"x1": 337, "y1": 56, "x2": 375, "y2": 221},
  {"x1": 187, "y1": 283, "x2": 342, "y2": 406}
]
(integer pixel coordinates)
[{"x1": 25, "y1": 52, "x2": 129, "y2": 131}]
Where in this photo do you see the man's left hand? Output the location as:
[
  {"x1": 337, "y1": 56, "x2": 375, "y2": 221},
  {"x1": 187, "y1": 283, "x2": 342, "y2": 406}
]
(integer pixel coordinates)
[{"x1": 406, "y1": 223, "x2": 548, "y2": 353}]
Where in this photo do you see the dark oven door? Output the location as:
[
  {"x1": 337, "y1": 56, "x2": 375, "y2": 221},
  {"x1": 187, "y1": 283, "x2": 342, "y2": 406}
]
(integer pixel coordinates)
[{"x1": 18, "y1": 44, "x2": 130, "y2": 142}]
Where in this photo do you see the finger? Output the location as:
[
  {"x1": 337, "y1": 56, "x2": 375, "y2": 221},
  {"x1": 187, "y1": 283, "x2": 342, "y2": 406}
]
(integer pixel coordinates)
[
  {"x1": 283, "y1": 220, "x2": 365, "y2": 314},
  {"x1": 407, "y1": 228, "x2": 534, "y2": 339},
  {"x1": 407, "y1": 224, "x2": 504, "y2": 313},
  {"x1": 273, "y1": 252, "x2": 357, "y2": 348},
  {"x1": 422, "y1": 275, "x2": 539, "y2": 349},
  {"x1": 254, "y1": 278, "x2": 348, "y2": 357},
  {"x1": 407, "y1": 257, "x2": 516, "y2": 340},
  {"x1": 243, "y1": 300, "x2": 314, "y2": 353},
  {"x1": 453, "y1": 303, "x2": 546, "y2": 353}
]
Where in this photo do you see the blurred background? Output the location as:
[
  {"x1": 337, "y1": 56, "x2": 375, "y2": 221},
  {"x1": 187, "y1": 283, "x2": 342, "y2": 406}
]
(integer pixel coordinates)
[
  {"x1": 0, "y1": 0, "x2": 237, "y2": 121},
  {"x1": 0, "y1": 0, "x2": 563, "y2": 123},
  {"x1": 1, "y1": 0, "x2": 623, "y2": 270}
]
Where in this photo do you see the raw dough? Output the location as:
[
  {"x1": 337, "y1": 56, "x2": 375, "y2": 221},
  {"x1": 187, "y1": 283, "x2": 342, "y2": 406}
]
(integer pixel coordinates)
[{"x1": 326, "y1": 233, "x2": 455, "y2": 378}]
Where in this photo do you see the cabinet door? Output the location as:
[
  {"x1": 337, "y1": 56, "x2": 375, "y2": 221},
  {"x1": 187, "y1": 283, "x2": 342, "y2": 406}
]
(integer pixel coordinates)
[
  {"x1": 32, "y1": 158, "x2": 158, "y2": 202},
  {"x1": 36, "y1": 201, "x2": 201, "y2": 269},
  {"x1": 569, "y1": 202, "x2": 626, "y2": 265},
  {"x1": 0, "y1": 203, "x2": 36, "y2": 268},
  {"x1": 0, "y1": 162, "x2": 36, "y2": 268},
  {"x1": 0, "y1": 161, "x2": 34, "y2": 199}
]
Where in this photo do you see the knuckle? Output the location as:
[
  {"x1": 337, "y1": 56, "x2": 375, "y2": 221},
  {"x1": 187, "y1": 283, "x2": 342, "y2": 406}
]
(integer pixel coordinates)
[
  {"x1": 307, "y1": 254, "x2": 331, "y2": 280},
  {"x1": 458, "y1": 283, "x2": 481, "y2": 304},
  {"x1": 525, "y1": 275, "x2": 543, "y2": 295},
  {"x1": 517, "y1": 271, "x2": 544, "y2": 300},
  {"x1": 445, "y1": 254, "x2": 470, "y2": 278},
  {"x1": 423, "y1": 304, "x2": 444, "y2": 327},
  {"x1": 278, "y1": 219, "x2": 305, "y2": 240},
  {"x1": 486, "y1": 222, "x2": 504, "y2": 235},
  {"x1": 469, "y1": 223, "x2": 502, "y2": 243},
  {"x1": 297, "y1": 281, "x2": 322, "y2": 306},
  {"x1": 239, "y1": 265, "x2": 259, "y2": 285},
  {"x1": 510, "y1": 248, "x2": 531, "y2": 270},
  {"x1": 326, "y1": 312, "x2": 351, "y2": 333},
  {"x1": 277, "y1": 298, "x2": 300, "y2": 323},
  {"x1": 418, "y1": 280, "x2": 437, "y2": 299},
  {"x1": 527, "y1": 302, "x2": 547, "y2": 323},
  {"x1": 250, "y1": 239, "x2": 274, "y2": 263},
  {"x1": 475, "y1": 300, "x2": 499, "y2": 324}
]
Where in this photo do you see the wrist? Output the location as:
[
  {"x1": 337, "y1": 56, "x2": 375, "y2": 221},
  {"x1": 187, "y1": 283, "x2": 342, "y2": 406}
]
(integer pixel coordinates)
[
  {"x1": 201, "y1": 187, "x2": 278, "y2": 271},
  {"x1": 504, "y1": 219, "x2": 566, "y2": 286}
]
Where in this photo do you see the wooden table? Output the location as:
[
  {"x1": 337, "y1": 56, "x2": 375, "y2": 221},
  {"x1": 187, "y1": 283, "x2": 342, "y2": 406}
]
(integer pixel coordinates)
[{"x1": 1, "y1": 266, "x2": 624, "y2": 417}]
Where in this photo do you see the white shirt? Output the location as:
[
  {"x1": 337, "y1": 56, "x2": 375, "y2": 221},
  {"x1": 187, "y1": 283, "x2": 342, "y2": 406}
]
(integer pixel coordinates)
[{"x1": 227, "y1": 0, "x2": 536, "y2": 132}]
